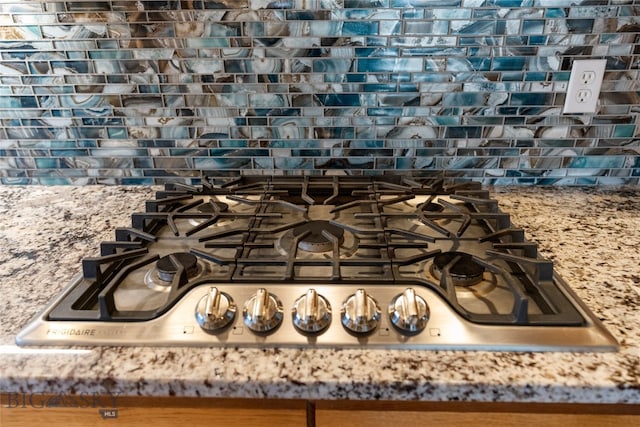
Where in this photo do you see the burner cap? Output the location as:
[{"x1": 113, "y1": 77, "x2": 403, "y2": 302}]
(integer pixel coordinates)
[
  {"x1": 197, "y1": 201, "x2": 229, "y2": 213},
  {"x1": 293, "y1": 220, "x2": 345, "y2": 253},
  {"x1": 156, "y1": 252, "x2": 199, "y2": 282},
  {"x1": 432, "y1": 251, "x2": 485, "y2": 287},
  {"x1": 421, "y1": 202, "x2": 444, "y2": 212}
]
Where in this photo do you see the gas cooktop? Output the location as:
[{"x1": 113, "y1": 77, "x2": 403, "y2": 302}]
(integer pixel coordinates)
[{"x1": 16, "y1": 176, "x2": 618, "y2": 351}]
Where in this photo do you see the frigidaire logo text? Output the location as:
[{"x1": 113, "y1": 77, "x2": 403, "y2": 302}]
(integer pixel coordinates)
[
  {"x1": 46, "y1": 327, "x2": 127, "y2": 336},
  {"x1": 46, "y1": 328, "x2": 96, "y2": 336}
]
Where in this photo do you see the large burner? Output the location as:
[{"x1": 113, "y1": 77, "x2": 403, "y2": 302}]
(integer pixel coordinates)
[
  {"x1": 431, "y1": 251, "x2": 485, "y2": 287},
  {"x1": 292, "y1": 220, "x2": 345, "y2": 253}
]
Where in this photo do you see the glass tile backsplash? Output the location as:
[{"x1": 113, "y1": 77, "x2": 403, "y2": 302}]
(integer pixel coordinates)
[{"x1": 0, "y1": 0, "x2": 639, "y2": 185}]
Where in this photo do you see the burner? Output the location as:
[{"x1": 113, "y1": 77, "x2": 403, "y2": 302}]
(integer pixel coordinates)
[
  {"x1": 421, "y1": 202, "x2": 444, "y2": 212},
  {"x1": 156, "y1": 252, "x2": 199, "y2": 282},
  {"x1": 431, "y1": 251, "x2": 485, "y2": 287},
  {"x1": 197, "y1": 200, "x2": 229, "y2": 213},
  {"x1": 292, "y1": 221, "x2": 345, "y2": 253}
]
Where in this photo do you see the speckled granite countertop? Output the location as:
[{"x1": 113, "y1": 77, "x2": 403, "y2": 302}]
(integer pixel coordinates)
[{"x1": 1, "y1": 185, "x2": 639, "y2": 404}]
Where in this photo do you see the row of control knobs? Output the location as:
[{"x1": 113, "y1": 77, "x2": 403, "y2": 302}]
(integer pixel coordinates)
[{"x1": 195, "y1": 287, "x2": 430, "y2": 336}]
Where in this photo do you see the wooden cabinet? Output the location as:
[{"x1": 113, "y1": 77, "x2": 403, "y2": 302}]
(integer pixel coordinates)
[
  {"x1": 2, "y1": 395, "x2": 639, "y2": 427},
  {"x1": 0, "y1": 396, "x2": 308, "y2": 427},
  {"x1": 314, "y1": 400, "x2": 640, "y2": 427}
]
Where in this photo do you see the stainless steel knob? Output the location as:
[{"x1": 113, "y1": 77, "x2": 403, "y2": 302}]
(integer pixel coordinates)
[
  {"x1": 341, "y1": 289, "x2": 381, "y2": 335},
  {"x1": 242, "y1": 288, "x2": 284, "y2": 334},
  {"x1": 195, "y1": 287, "x2": 236, "y2": 333},
  {"x1": 388, "y1": 288, "x2": 429, "y2": 334},
  {"x1": 292, "y1": 289, "x2": 332, "y2": 335}
]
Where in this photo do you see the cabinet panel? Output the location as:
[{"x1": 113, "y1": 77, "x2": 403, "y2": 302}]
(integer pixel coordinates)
[
  {"x1": 0, "y1": 396, "x2": 308, "y2": 427},
  {"x1": 316, "y1": 409, "x2": 639, "y2": 427}
]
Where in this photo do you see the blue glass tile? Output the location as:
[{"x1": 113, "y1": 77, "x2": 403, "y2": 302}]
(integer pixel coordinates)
[
  {"x1": 343, "y1": 21, "x2": 379, "y2": 36},
  {"x1": 357, "y1": 58, "x2": 422, "y2": 73},
  {"x1": 459, "y1": 37, "x2": 485, "y2": 47},
  {"x1": 402, "y1": 9, "x2": 423, "y2": 19},
  {"x1": 398, "y1": 84, "x2": 418, "y2": 92},
  {"x1": 504, "y1": 36, "x2": 526, "y2": 46},
  {"x1": 193, "y1": 157, "x2": 252, "y2": 169},
  {"x1": 119, "y1": 178, "x2": 155, "y2": 185},
  {"x1": 574, "y1": 177, "x2": 598, "y2": 185},
  {"x1": 442, "y1": 93, "x2": 486, "y2": 107},
  {"x1": 219, "y1": 140, "x2": 249, "y2": 148},
  {"x1": 34, "y1": 158, "x2": 60, "y2": 168},
  {"x1": 504, "y1": 117, "x2": 525, "y2": 125},
  {"x1": 367, "y1": 108, "x2": 403, "y2": 117},
  {"x1": 36, "y1": 177, "x2": 74, "y2": 185},
  {"x1": 350, "y1": 140, "x2": 384, "y2": 149},
  {"x1": 75, "y1": 140, "x2": 97, "y2": 148},
  {"x1": 510, "y1": 93, "x2": 553, "y2": 106},
  {"x1": 186, "y1": 38, "x2": 229, "y2": 48},
  {"x1": 274, "y1": 157, "x2": 313, "y2": 169},
  {"x1": 318, "y1": 94, "x2": 361, "y2": 107},
  {"x1": 491, "y1": 57, "x2": 526, "y2": 71},
  {"x1": 362, "y1": 84, "x2": 396, "y2": 93},
  {"x1": 292, "y1": 149, "x2": 331, "y2": 157},
  {"x1": 269, "y1": 140, "x2": 307, "y2": 149},
  {"x1": 522, "y1": 20, "x2": 545, "y2": 35},
  {"x1": 306, "y1": 21, "x2": 343, "y2": 37},
  {"x1": 389, "y1": 73, "x2": 412, "y2": 83},
  {"x1": 356, "y1": 48, "x2": 399, "y2": 58},
  {"x1": 391, "y1": 0, "x2": 458, "y2": 6},
  {"x1": 528, "y1": 35, "x2": 548, "y2": 45},
  {"x1": 568, "y1": 156, "x2": 625, "y2": 169},
  {"x1": 344, "y1": 0, "x2": 388, "y2": 8},
  {"x1": 524, "y1": 72, "x2": 547, "y2": 81},
  {"x1": 366, "y1": 37, "x2": 387, "y2": 47},
  {"x1": 465, "y1": 57, "x2": 491, "y2": 71},
  {"x1": 0, "y1": 96, "x2": 37, "y2": 109},
  {"x1": 41, "y1": 140, "x2": 76, "y2": 148},
  {"x1": 402, "y1": 47, "x2": 466, "y2": 57},
  {"x1": 322, "y1": 127, "x2": 355, "y2": 138},
  {"x1": 613, "y1": 125, "x2": 635, "y2": 138},
  {"x1": 566, "y1": 19, "x2": 594, "y2": 33},
  {"x1": 107, "y1": 127, "x2": 128, "y2": 138},
  {"x1": 546, "y1": 9, "x2": 566, "y2": 19}
]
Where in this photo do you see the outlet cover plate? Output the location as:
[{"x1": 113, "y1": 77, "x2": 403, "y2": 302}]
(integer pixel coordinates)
[{"x1": 563, "y1": 59, "x2": 607, "y2": 114}]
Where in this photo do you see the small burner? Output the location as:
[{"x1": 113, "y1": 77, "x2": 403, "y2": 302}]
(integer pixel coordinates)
[
  {"x1": 156, "y1": 252, "x2": 199, "y2": 282},
  {"x1": 197, "y1": 200, "x2": 229, "y2": 213},
  {"x1": 432, "y1": 251, "x2": 485, "y2": 287},
  {"x1": 292, "y1": 221, "x2": 345, "y2": 253}
]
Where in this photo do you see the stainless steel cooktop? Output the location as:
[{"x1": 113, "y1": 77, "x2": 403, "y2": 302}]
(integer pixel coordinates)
[{"x1": 16, "y1": 175, "x2": 619, "y2": 351}]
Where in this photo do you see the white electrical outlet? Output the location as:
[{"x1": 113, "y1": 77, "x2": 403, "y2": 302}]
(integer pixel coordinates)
[{"x1": 563, "y1": 59, "x2": 606, "y2": 114}]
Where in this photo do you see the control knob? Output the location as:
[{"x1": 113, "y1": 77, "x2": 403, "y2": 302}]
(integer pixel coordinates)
[
  {"x1": 388, "y1": 288, "x2": 429, "y2": 334},
  {"x1": 243, "y1": 288, "x2": 284, "y2": 334},
  {"x1": 341, "y1": 289, "x2": 381, "y2": 335},
  {"x1": 195, "y1": 287, "x2": 236, "y2": 333},
  {"x1": 292, "y1": 289, "x2": 332, "y2": 335}
]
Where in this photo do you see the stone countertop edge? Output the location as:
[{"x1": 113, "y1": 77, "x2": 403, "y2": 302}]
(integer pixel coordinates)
[{"x1": 0, "y1": 185, "x2": 638, "y2": 404}]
